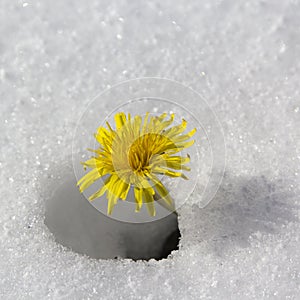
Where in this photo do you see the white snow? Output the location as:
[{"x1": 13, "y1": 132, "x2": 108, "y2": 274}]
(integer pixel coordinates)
[{"x1": 0, "y1": 0, "x2": 300, "y2": 299}]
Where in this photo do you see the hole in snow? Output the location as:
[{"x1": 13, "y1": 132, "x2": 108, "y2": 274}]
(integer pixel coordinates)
[{"x1": 45, "y1": 174, "x2": 180, "y2": 260}]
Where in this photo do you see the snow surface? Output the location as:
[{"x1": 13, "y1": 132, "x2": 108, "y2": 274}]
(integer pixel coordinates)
[{"x1": 1, "y1": 0, "x2": 300, "y2": 299}]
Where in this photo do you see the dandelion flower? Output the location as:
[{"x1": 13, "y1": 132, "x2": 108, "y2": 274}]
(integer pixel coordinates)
[{"x1": 77, "y1": 112, "x2": 196, "y2": 216}]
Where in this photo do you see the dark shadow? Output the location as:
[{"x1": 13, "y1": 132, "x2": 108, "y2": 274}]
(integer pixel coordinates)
[
  {"x1": 182, "y1": 173, "x2": 299, "y2": 256},
  {"x1": 44, "y1": 165, "x2": 180, "y2": 260}
]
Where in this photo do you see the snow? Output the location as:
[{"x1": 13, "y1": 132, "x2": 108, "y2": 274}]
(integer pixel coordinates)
[{"x1": 1, "y1": 0, "x2": 300, "y2": 299}]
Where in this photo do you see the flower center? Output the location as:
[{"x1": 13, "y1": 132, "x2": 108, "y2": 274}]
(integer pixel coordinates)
[{"x1": 128, "y1": 133, "x2": 171, "y2": 173}]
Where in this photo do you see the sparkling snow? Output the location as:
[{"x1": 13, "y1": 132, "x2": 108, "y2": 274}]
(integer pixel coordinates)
[{"x1": 0, "y1": 0, "x2": 300, "y2": 299}]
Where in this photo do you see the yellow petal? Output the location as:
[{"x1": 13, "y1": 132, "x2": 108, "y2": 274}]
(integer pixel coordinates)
[
  {"x1": 107, "y1": 190, "x2": 117, "y2": 215},
  {"x1": 116, "y1": 179, "x2": 130, "y2": 201},
  {"x1": 77, "y1": 168, "x2": 102, "y2": 192},
  {"x1": 152, "y1": 167, "x2": 188, "y2": 180},
  {"x1": 171, "y1": 128, "x2": 197, "y2": 143},
  {"x1": 143, "y1": 188, "x2": 156, "y2": 216},
  {"x1": 134, "y1": 187, "x2": 143, "y2": 212},
  {"x1": 139, "y1": 178, "x2": 154, "y2": 190},
  {"x1": 164, "y1": 155, "x2": 191, "y2": 171},
  {"x1": 163, "y1": 118, "x2": 187, "y2": 138},
  {"x1": 106, "y1": 121, "x2": 114, "y2": 132},
  {"x1": 147, "y1": 174, "x2": 174, "y2": 210},
  {"x1": 141, "y1": 112, "x2": 150, "y2": 135},
  {"x1": 88, "y1": 175, "x2": 113, "y2": 201},
  {"x1": 157, "y1": 112, "x2": 167, "y2": 121},
  {"x1": 115, "y1": 112, "x2": 127, "y2": 129},
  {"x1": 157, "y1": 113, "x2": 175, "y2": 131}
]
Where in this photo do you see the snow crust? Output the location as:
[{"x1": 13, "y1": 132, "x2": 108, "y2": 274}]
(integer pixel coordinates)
[{"x1": 0, "y1": 0, "x2": 299, "y2": 299}]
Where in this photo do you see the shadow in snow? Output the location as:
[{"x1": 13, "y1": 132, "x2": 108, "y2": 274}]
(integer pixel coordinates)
[
  {"x1": 44, "y1": 167, "x2": 180, "y2": 260},
  {"x1": 182, "y1": 173, "x2": 299, "y2": 256}
]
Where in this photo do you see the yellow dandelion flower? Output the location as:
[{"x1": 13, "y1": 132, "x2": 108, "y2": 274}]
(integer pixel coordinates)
[{"x1": 77, "y1": 112, "x2": 196, "y2": 216}]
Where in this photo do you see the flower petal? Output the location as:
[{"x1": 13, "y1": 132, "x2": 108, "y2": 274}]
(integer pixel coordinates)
[
  {"x1": 77, "y1": 168, "x2": 102, "y2": 192},
  {"x1": 143, "y1": 188, "x2": 156, "y2": 216},
  {"x1": 147, "y1": 173, "x2": 175, "y2": 211},
  {"x1": 134, "y1": 187, "x2": 143, "y2": 212},
  {"x1": 88, "y1": 175, "x2": 114, "y2": 201},
  {"x1": 115, "y1": 112, "x2": 127, "y2": 129}
]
